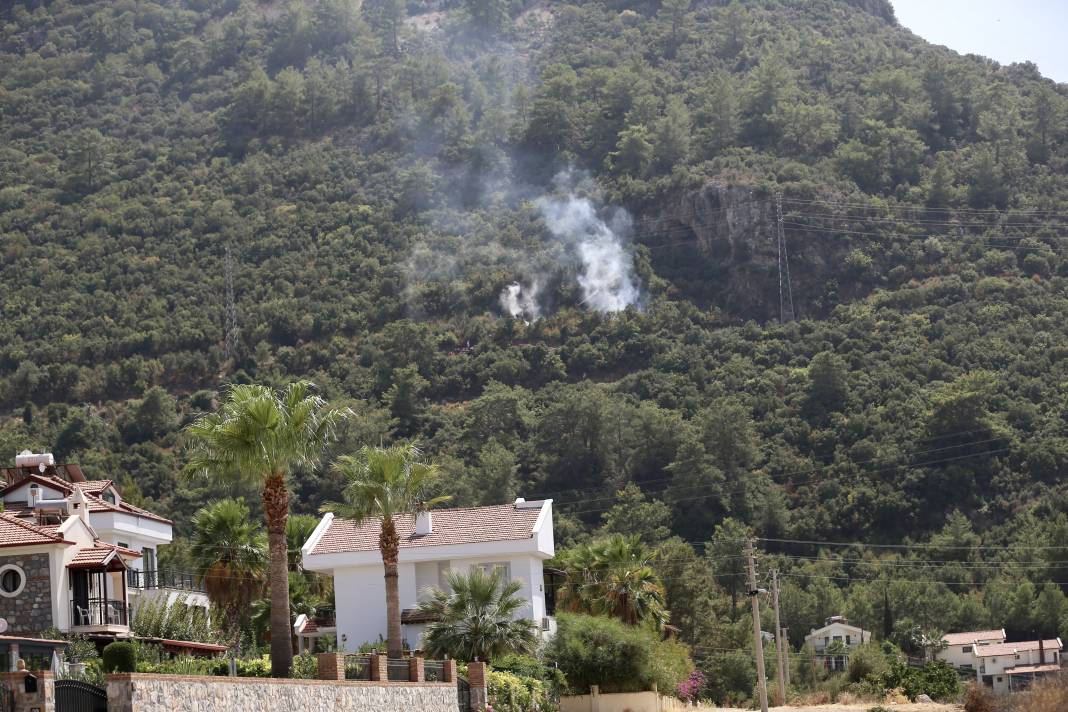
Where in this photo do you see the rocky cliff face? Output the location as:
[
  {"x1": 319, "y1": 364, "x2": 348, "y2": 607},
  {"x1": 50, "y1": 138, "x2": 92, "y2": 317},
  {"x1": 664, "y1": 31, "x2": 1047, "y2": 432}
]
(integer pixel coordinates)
[{"x1": 644, "y1": 183, "x2": 850, "y2": 322}]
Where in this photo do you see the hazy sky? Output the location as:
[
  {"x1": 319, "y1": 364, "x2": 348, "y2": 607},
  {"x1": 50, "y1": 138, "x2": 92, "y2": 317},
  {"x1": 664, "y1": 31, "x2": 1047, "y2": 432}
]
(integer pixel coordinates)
[{"x1": 892, "y1": 0, "x2": 1068, "y2": 84}]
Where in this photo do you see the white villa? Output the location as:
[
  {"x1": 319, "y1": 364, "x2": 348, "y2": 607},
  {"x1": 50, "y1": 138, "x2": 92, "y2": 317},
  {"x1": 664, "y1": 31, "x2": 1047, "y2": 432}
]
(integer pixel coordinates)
[
  {"x1": 936, "y1": 628, "x2": 1006, "y2": 669},
  {"x1": 301, "y1": 498, "x2": 555, "y2": 652},
  {"x1": 973, "y1": 638, "x2": 1062, "y2": 693},
  {"x1": 804, "y1": 616, "x2": 872, "y2": 671},
  {"x1": 0, "y1": 451, "x2": 209, "y2": 647}
]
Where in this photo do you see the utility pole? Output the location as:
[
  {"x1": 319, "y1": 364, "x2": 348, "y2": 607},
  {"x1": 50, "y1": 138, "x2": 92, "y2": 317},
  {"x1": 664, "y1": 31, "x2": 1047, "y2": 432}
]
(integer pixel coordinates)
[
  {"x1": 782, "y1": 626, "x2": 791, "y2": 688},
  {"x1": 746, "y1": 541, "x2": 769, "y2": 712},
  {"x1": 772, "y1": 570, "x2": 786, "y2": 705}
]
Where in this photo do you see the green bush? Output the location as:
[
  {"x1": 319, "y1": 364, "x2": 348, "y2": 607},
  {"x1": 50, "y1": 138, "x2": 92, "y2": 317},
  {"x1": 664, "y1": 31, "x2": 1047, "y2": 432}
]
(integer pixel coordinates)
[
  {"x1": 235, "y1": 655, "x2": 272, "y2": 677},
  {"x1": 487, "y1": 670, "x2": 556, "y2": 712},
  {"x1": 136, "y1": 656, "x2": 218, "y2": 676},
  {"x1": 492, "y1": 653, "x2": 567, "y2": 693},
  {"x1": 102, "y1": 642, "x2": 137, "y2": 673},
  {"x1": 545, "y1": 613, "x2": 692, "y2": 695},
  {"x1": 292, "y1": 653, "x2": 318, "y2": 680},
  {"x1": 864, "y1": 658, "x2": 961, "y2": 702}
]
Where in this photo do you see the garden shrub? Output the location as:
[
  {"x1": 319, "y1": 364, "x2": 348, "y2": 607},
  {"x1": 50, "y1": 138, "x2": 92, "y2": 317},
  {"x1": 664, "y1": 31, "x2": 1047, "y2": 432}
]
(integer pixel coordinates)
[
  {"x1": 487, "y1": 670, "x2": 555, "y2": 712},
  {"x1": 544, "y1": 613, "x2": 692, "y2": 695},
  {"x1": 102, "y1": 642, "x2": 137, "y2": 673}
]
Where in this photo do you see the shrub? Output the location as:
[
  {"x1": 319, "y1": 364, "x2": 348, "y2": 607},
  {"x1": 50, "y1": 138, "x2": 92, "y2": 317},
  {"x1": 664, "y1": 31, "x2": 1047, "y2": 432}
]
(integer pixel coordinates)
[
  {"x1": 102, "y1": 642, "x2": 137, "y2": 673},
  {"x1": 864, "y1": 657, "x2": 961, "y2": 702},
  {"x1": 486, "y1": 670, "x2": 555, "y2": 712},
  {"x1": 292, "y1": 653, "x2": 318, "y2": 679},
  {"x1": 235, "y1": 655, "x2": 272, "y2": 677},
  {"x1": 847, "y1": 643, "x2": 890, "y2": 683},
  {"x1": 545, "y1": 613, "x2": 692, "y2": 695},
  {"x1": 963, "y1": 682, "x2": 995, "y2": 712}
]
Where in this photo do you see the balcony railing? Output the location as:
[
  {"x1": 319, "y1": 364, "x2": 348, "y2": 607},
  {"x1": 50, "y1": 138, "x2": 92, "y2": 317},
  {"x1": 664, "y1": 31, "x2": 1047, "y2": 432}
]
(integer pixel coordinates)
[
  {"x1": 127, "y1": 568, "x2": 204, "y2": 593},
  {"x1": 71, "y1": 598, "x2": 128, "y2": 628}
]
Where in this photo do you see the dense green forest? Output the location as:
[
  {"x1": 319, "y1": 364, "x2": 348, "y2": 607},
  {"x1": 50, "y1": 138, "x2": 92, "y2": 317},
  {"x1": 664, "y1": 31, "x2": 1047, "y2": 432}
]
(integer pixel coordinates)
[{"x1": 2, "y1": 0, "x2": 1068, "y2": 701}]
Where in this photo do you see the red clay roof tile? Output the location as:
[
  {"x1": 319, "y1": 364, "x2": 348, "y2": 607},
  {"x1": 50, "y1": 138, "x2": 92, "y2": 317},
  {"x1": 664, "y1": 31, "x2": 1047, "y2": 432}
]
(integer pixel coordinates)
[{"x1": 312, "y1": 503, "x2": 543, "y2": 555}]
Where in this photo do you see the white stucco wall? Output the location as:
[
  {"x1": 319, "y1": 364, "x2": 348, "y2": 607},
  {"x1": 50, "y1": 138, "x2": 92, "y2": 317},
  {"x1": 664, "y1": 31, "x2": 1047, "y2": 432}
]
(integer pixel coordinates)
[{"x1": 333, "y1": 553, "x2": 549, "y2": 651}]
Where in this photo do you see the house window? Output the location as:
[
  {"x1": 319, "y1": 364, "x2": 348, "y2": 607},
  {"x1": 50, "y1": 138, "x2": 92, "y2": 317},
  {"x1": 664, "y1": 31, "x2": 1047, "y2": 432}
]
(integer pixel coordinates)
[
  {"x1": 846, "y1": 635, "x2": 851, "y2": 645},
  {"x1": 103, "y1": 490, "x2": 116, "y2": 505},
  {"x1": 963, "y1": 647, "x2": 972, "y2": 654},
  {"x1": 474, "y1": 562, "x2": 510, "y2": 583},
  {"x1": 0, "y1": 565, "x2": 26, "y2": 597},
  {"x1": 117, "y1": 542, "x2": 129, "y2": 550}
]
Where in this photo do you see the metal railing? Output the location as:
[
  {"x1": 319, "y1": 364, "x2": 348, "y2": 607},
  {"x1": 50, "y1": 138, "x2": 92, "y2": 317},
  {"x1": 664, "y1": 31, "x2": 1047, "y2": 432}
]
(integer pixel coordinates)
[
  {"x1": 71, "y1": 598, "x2": 128, "y2": 627},
  {"x1": 386, "y1": 658, "x2": 410, "y2": 681},
  {"x1": 424, "y1": 660, "x2": 445, "y2": 682},
  {"x1": 127, "y1": 568, "x2": 204, "y2": 592},
  {"x1": 344, "y1": 654, "x2": 372, "y2": 681}
]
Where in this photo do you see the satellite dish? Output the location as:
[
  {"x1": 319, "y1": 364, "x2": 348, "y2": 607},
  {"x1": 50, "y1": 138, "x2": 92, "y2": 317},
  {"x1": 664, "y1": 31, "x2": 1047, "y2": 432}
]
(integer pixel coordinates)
[{"x1": 0, "y1": 618, "x2": 9, "y2": 634}]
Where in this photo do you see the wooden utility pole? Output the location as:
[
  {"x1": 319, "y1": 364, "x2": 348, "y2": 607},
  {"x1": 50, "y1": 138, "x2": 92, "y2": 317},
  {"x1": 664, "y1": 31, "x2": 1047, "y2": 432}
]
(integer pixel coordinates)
[
  {"x1": 782, "y1": 626, "x2": 791, "y2": 688},
  {"x1": 746, "y1": 541, "x2": 769, "y2": 712},
  {"x1": 772, "y1": 570, "x2": 786, "y2": 705}
]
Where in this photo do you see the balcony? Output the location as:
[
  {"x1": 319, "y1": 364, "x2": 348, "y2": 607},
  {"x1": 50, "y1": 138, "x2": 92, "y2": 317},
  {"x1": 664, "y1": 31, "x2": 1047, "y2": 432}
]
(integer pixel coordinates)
[
  {"x1": 126, "y1": 568, "x2": 204, "y2": 593},
  {"x1": 71, "y1": 598, "x2": 129, "y2": 632}
]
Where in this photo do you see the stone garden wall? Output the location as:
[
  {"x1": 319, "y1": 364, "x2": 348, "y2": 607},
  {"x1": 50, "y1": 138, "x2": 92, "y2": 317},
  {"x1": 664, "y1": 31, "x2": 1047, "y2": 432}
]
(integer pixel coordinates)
[
  {"x1": 0, "y1": 553, "x2": 53, "y2": 634},
  {"x1": 106, "y1": 673, "x2": 458, "y2": 712}
]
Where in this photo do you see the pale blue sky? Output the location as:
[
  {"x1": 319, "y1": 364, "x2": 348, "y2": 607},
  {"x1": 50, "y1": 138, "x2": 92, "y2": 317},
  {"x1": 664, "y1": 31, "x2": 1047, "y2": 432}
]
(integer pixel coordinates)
[{"x1": 892, "y1": 0, "x2": 1068, "y2": 84}]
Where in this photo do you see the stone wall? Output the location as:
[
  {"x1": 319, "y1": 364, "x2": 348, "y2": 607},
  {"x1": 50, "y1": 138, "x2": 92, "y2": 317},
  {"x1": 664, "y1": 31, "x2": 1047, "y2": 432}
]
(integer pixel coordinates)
[
  {"x1": 106, "y1": 673, "x2": 458, "y2": 712},
  {"x1": 0, "y1": 553, "x2": 53, "y2": 634}
]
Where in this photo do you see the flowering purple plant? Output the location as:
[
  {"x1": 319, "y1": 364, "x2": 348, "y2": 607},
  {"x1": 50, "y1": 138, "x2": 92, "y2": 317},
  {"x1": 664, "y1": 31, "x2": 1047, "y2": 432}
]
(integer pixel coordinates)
[{"x1": 676, "y1": 669, "x2": 705, "y2": 702}]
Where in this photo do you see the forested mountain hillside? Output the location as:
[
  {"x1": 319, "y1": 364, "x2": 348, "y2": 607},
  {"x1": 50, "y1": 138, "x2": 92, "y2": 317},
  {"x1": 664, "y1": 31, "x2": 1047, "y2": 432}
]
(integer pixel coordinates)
[{"x1": 3, "y1": 0, "x2": 1068, "y2": 674}]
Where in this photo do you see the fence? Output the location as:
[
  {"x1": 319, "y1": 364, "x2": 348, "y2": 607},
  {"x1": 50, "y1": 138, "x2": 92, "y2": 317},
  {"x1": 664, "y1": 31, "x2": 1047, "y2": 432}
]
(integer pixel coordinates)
[
  {"x1": 127, "y1": 568, "x2": 204, "y2": 592},
  {"x1": 320, "y1": 653, "x2": 459, "y2": 685}
]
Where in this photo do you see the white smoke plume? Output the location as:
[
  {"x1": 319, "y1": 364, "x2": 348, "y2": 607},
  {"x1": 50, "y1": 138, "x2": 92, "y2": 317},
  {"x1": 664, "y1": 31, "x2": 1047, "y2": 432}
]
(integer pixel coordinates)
[
  {"x1": 499, "y1": 280, "x2": 542, "y2": 321},
  {"x1": 535, "y1": 179, "x2": 641, "y2": 313}
]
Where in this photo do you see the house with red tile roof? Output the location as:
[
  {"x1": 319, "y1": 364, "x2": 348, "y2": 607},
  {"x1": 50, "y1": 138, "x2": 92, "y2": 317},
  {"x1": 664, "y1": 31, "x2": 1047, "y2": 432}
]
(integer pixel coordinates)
[
  {"x1": 301, "y1": 498, "x2": 555, "y2": 652},
  {"x1": 936, "y1": 628, "x2": 1006, "y2": 669},
  {"x1": 972, "y1": 637, "x2": 1062, "y2": 693},
  {"x1": 0, "y1": 451, "x2": 208, "y2": 645}
]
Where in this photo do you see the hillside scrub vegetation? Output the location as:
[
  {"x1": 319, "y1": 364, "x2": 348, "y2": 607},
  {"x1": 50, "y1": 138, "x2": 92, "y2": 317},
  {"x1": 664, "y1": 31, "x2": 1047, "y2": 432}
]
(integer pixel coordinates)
[{"x1": 2, "y1": 0, "x2": 1068, "y2": 702}]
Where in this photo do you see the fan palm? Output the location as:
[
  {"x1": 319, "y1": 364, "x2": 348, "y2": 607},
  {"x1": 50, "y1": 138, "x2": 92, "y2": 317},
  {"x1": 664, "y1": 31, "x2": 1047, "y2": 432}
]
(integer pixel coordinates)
[
  {"x1": 555, "y1": 534, "x2": 669, "y2": 629},
  {"x1": 418, "y1": 568, "x2": 538, "y2": 663},
  {"x1": 184, "y1": 382, "x2": 350, "y2": 676},
  {"x1": 322, "y1": 443, "x2": 448, "y2": 658},
  {"x1": 190, "y1": 498, "x2": 267, "y2": 638}
]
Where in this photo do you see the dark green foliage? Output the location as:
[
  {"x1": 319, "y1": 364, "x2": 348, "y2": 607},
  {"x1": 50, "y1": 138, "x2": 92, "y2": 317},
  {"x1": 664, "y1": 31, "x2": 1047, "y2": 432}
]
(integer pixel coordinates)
[
  {"x1": 2, "y1": 0, "x2": 1068, "y2": 699},
  {"x1": 545, "y1": 613, "x2": 691, "y2": 694},
  {"x1": 865, "y1": 658, "x2": 961, "y2": 702},
  {"x1": 101, "y1": 642, "x2": 137, "y2": 674}
]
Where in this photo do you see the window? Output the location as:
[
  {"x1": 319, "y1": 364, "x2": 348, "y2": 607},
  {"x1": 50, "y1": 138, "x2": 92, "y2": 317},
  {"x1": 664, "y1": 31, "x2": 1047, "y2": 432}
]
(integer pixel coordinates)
[
  {"x1": 963, "y1": 646, "x2": 972, "y2": 654},
  {"x1": 117, "y1": 542, "x2": 129, "y2": 549},
  {"x1": 846, "y1": 635, "x2": 851, "y2": 645},
  {"x1": 474, "y1": 562, "x2": 510, "y2": 583},
  {"x1": 102, "y1": 490, "x2": 116, "y2": 505},
  {"x1": 0, "y1": 565, "x2": 26, "y2": 597}
]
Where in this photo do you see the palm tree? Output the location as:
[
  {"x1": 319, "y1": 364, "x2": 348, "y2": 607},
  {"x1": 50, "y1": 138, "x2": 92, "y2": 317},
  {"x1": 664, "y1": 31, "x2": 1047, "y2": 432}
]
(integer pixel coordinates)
[
  {"x1": 418, "y1": 568, "x2": 537, "y2": 663},
  {"x1": 322, "y1": 443, "x2": 448, "y2": 658},
  {"x1": 555, "y1": 534, "x2": 669, "y2": 629},
  {"x1": 184, "y1": 382, "x2": 350, "y2": 676},
  {"x1": 190, "y1": 498, "x2": 267, "y2": 639}
]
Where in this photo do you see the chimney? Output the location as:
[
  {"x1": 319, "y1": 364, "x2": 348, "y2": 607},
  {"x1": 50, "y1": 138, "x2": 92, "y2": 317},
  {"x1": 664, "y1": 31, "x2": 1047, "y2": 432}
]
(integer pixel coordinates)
[
  {"x1": 70, "y1": 488, "x2": 90, "y2": 527},
  {"x1": 415, "y1": 511, "x2": 433, "y2": 536}
]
